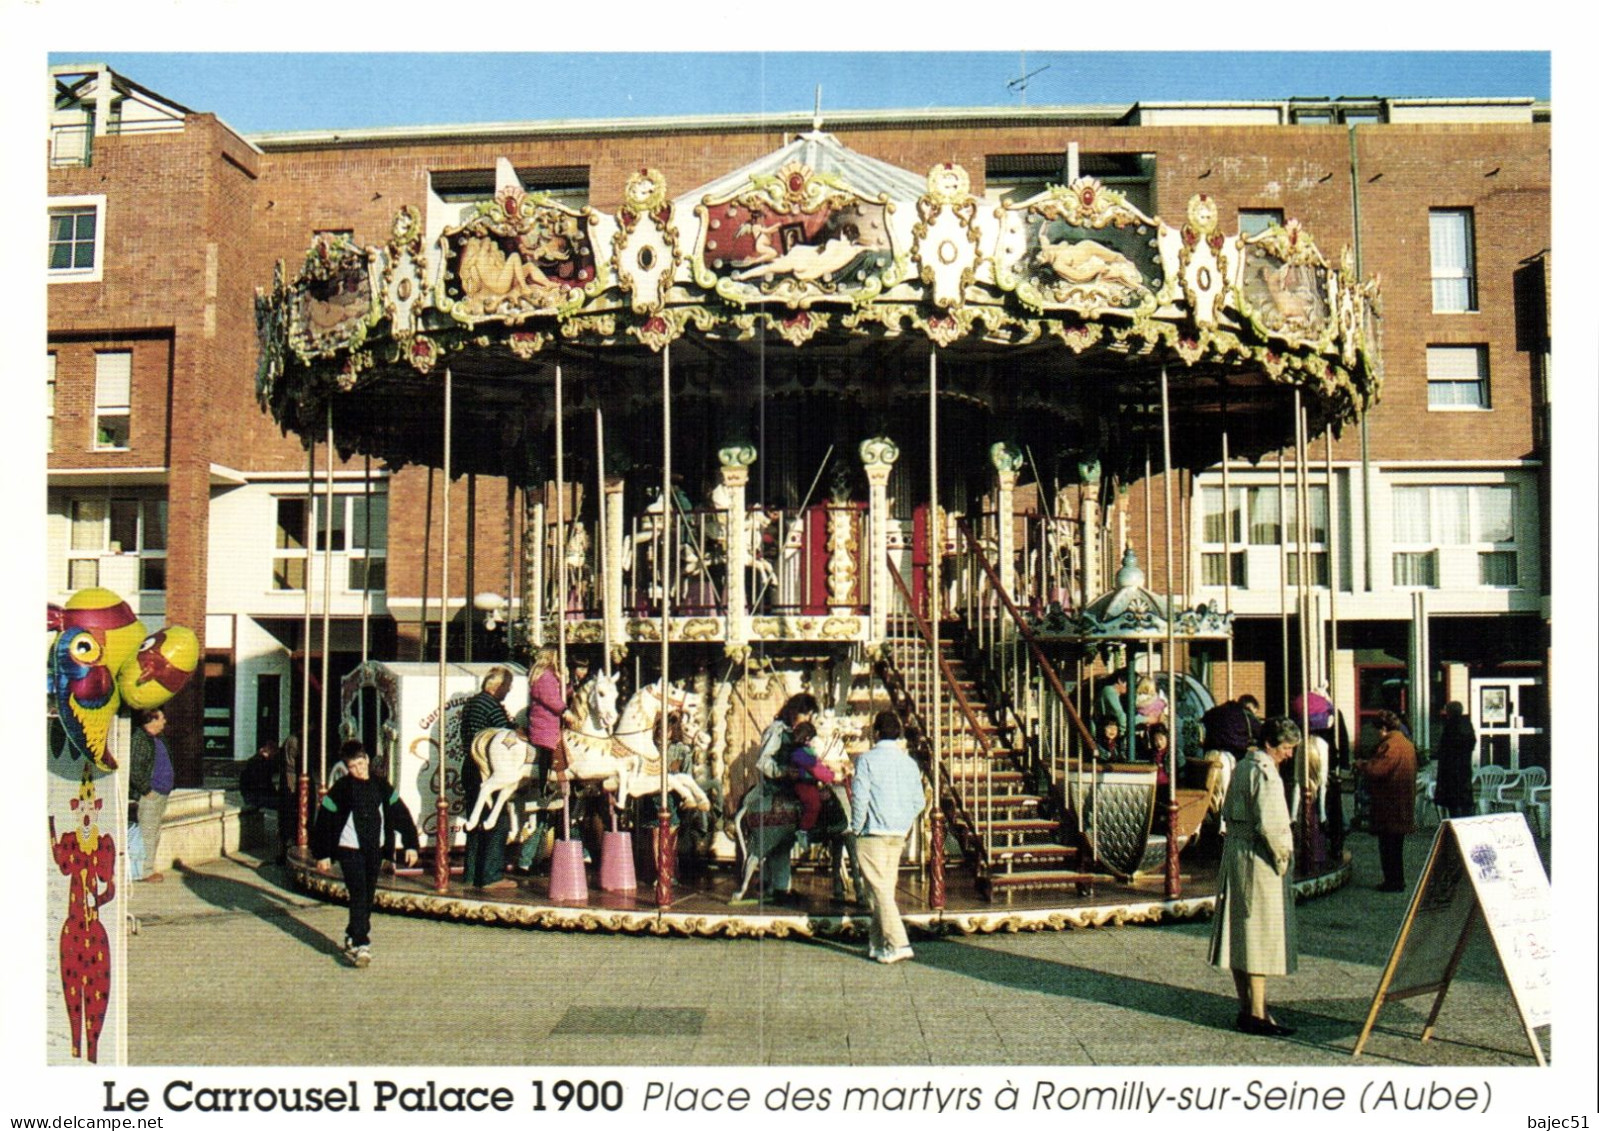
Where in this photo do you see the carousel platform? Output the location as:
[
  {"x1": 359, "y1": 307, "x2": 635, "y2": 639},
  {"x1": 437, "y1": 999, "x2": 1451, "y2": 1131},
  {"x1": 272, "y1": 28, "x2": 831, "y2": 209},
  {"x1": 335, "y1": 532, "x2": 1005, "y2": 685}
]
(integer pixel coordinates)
[{"x1": 285, "y1": 844, "x2": 1351, "y2": 939}]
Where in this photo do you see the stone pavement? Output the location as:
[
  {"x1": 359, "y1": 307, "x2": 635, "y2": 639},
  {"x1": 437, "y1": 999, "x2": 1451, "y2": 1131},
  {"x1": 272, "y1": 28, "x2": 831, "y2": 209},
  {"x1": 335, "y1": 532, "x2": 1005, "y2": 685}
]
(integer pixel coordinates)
[{"x1": 123, "y1": 830, "x2": 1557, "y2": 1069}]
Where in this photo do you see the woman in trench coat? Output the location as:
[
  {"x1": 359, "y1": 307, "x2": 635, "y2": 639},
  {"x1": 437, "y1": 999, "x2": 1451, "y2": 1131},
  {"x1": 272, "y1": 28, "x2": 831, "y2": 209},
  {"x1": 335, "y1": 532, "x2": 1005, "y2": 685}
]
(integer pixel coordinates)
[{"x1": 1209, "y1": 715, "x2": 1300, "y2": 1037}]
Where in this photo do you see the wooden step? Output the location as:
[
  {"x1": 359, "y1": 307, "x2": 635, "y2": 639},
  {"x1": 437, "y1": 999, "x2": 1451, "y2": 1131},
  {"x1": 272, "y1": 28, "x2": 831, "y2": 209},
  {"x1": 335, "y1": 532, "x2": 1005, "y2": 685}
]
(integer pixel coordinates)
[
  {"x1": 989, "y1": 843, "x2": 1080, "y2": 867},
  {"x1": 986, "y1": 869, "x2": 1100, "y2": 893},
  {"x1": 977, "y1": 818, "x2": 1061, "y2": 840},
  {"x1": 972, "y1": 794, "x2": 1042, "y2": 812}
]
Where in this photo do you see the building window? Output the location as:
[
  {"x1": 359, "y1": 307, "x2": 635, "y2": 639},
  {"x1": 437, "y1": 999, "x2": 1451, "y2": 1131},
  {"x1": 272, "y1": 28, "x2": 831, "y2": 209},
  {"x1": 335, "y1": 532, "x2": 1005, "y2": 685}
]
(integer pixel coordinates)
[
  {"x1": 984, "y1": 152, "x2": 1156, "y2": 215},
  {"x1": 430, "y1": 166, "x2": 590, "y2": 227},
  {"x1": 47, "y1": 196, "x2": 106, "y2": 283},
  {"x1": 93, "y1": 352, "x2": 132, "y2": 449},
  {"x1": 274, "y1": 491, "x2": 387, "y2": 592},
  {"x1": 47, "y1": 354, "x2": 57, "y2": 453},
  {"x1": 273, "y1": 498, "x2": 309, "y2": 590},
  {"x1": 65, "y1": 495, "x2": 166, "y2": 592},
  {"x1": 1430, "y1": 209, "x2": 1477, "y2": 313},
  {"x1": 1427, "y1": 345, "x2": 1490, "y2": 409},
  {"x1": 1391, "y1": 484, "x2": 1518, "y2": 589},
  {"x1": 1200, "y1": 483, "x2": 1328, "y2": 589},
  {"x1": 1238, "y1": 209, "x2": 1284, "y2": 237}
]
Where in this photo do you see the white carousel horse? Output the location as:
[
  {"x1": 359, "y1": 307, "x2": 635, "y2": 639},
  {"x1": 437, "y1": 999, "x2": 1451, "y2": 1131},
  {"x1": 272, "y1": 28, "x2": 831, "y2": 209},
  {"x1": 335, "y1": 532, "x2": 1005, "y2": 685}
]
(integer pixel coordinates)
[
  {"x1": 463, "y1": 728, "x2": 540, "y2": 833},
  {"x1": 610, "y1": 680, "x2": 713, "y2": 811},
  {"x1": 559, "y1": 672, "x2": 641, "y2": 803}
]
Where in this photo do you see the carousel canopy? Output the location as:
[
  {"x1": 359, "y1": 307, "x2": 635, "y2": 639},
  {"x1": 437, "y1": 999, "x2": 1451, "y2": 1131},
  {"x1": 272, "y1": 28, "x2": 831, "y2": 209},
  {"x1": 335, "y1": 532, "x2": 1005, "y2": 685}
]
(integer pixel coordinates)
[
  {"x1": 254, "y1": 132, "x2": 1383, "y2": 479},
  {"x1": 1065, "y1": 548, "x2": 1233, "y2": 641}
]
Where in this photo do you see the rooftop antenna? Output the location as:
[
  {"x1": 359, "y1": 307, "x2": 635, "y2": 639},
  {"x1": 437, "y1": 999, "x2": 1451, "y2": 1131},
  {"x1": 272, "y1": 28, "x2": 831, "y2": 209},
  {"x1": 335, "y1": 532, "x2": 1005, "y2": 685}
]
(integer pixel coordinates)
[
  {"x1": 1007, "y1": 53, "x2": 1050, "y2": 106},
  {"x1": 812, "y1": 84, "x2": 823, "y2": 133}
]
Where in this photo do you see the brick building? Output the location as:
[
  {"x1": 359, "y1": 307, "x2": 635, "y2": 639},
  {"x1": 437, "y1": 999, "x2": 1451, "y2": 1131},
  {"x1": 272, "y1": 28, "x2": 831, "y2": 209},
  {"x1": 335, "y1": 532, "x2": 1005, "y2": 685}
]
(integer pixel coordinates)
[{"x1": 47, "y1": 64, "x2": 1550, "y2": 783}]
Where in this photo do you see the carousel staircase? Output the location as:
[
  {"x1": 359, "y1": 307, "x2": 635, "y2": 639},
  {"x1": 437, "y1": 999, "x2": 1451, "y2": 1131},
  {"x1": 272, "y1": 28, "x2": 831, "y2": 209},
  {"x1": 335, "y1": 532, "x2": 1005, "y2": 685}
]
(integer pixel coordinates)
[{"x1": 879, "y1": 613, "x2": 1098, "y2": 901}]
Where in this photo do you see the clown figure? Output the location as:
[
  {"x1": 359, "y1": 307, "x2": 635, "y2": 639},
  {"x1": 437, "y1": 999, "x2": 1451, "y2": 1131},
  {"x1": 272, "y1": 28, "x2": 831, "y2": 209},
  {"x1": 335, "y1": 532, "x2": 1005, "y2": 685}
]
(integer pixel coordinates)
[{"x1": 50, "y1": 766, "x2": 117, "y2": 1062}]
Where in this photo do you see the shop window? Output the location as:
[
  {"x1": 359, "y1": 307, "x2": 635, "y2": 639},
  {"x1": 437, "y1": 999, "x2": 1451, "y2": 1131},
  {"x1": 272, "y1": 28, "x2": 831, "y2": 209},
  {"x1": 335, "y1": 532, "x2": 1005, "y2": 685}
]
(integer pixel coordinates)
[
  {"x1": 1427, "y1": 345, "x2": 1489, "y2": 409},
  {"x1": 1430, "y1": 209, "x2": 1477, "y2": 313},
  {"x1": 93, "y1": 351, "x2": 132, "y2": 449}
]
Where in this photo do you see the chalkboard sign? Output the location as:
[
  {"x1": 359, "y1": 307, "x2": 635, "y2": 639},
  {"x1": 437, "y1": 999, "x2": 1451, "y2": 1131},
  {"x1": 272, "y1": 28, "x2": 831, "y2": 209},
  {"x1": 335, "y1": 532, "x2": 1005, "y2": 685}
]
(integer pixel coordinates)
[{"x1": 1354, "y1": 814, "x2": 1551, "y2": 1065}]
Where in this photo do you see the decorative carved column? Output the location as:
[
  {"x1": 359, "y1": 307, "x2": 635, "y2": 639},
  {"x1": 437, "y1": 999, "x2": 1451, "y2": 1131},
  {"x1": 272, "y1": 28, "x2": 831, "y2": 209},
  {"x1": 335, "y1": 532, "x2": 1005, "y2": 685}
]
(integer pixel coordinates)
[
  {"x1": 604, "y1": 476, "x2": 626, "y2": 661},
  {"x1": 826, "y1": 479, "x2": 858, "y2": 610},
  {"x1": 860, "y1": 436, "x2": 900, "y2": 642},
  {"x1": 990, "y1": 441, "x2": 1023, "y2": 611},
  {"x1": 1078, "y1": 458, "x2": 1102, "y2": 607},
  {"x1": 528, "y1": 499, "x2": 545, "y2": 647},
  {"x1": 718, "y1": 443, "x2": 757, "y2": 655}
]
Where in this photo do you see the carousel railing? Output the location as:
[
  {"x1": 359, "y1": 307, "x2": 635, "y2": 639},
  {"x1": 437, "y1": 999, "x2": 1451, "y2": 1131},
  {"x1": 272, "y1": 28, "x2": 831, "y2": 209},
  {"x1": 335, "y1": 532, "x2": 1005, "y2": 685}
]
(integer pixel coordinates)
[
  {"x1": 952, "y1": 517, "x2": 1098, "y2": 834},
  {"x1": 952, "y1": 510, "x2": 1083, "y2": 618},
  {"x1": 882, "y1": 555, "x2": 1001, "y2": 872}
]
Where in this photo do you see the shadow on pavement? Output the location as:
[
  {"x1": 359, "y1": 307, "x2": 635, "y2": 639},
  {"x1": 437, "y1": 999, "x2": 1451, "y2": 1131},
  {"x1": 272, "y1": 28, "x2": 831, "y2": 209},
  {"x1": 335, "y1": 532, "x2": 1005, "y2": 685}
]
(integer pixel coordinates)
[{"x1": 170, "y1": 862, "x2": 346, "y2": 963}]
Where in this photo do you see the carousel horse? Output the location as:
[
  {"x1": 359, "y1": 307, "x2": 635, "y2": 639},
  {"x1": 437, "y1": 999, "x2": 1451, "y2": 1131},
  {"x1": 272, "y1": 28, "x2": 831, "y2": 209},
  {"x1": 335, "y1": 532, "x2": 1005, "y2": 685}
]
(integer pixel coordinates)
[
  {"x1": 558, "y1": 672, "x2": 641, "y2": 808},
  {"x1": 609, "y1": 681, "x2": 714, "y2": 811},
  {"x1": 462, "y1": 727, "x2": 540, "y2": 833},
  {"x1": 730, "y1": 715, "x2": 862, "y2": 903}
]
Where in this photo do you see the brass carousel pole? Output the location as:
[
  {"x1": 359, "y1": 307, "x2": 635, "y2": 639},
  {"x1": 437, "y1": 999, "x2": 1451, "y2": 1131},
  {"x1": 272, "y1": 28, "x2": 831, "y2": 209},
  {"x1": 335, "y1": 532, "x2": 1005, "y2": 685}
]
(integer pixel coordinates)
[
  {"x1": 320, "y1": 403, "x2": 335, "y2": 801},
  {"x1": 1295, "y1": 394, "x2": 1320, "y2": 873},
  {"x1": 1221, "y1": 427, "x2": 1234, "y2": 700},
  {"x1": 433, "y1": 368, "x2": 453, "y2": 893},
  {"x1": 1277, "y1": 444, "x2": 1290, "y2": 714},
  {"x1": 928, "y1": 349, "x2": 946, "y2": 909},
  {"x1": 1161, "y1": 368, "x2": 1181, "y2": 900},
  {"x1": 1325, "y1": 427, "x2": 1341, "y2": 762},
  {"x1": 555, "y1": 363, "x2": 567, "y2": 746},
  {"x1": 297, "y1": 437, "x2": 313, "y2": 847},
  {"x1": 655, "y1": 345, "x2": 676, "y2": 907},
  {"x1": 596, "y1": 409, "x2": 612, "y2": 677}
]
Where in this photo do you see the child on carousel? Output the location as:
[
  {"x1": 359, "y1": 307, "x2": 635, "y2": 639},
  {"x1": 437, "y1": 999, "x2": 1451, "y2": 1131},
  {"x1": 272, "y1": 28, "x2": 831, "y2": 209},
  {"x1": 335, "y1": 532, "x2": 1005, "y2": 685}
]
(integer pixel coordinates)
[{"x1": 783, "y1": 720, "x2": 836, "y2": 850}]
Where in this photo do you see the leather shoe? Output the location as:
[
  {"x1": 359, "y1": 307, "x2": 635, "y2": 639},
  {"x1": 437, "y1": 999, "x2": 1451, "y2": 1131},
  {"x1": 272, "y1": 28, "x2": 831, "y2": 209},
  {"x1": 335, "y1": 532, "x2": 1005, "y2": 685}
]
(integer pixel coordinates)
[{"x1": 1235, "y1": 1013, "x2": 1295, "y2": 1037}]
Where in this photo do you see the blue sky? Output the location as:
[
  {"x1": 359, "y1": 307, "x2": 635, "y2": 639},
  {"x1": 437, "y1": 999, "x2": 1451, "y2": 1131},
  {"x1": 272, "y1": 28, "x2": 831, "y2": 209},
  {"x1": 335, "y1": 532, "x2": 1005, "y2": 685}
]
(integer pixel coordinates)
[{"x1": 49, "y1": 52, "x2": 1551, "y2": 135}]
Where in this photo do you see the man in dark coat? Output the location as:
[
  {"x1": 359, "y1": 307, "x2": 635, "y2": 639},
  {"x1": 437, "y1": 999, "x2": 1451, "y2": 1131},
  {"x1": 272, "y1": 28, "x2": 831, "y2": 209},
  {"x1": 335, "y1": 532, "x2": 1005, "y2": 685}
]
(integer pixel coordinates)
[
  {"x1": 312, "y1": 740, "x2": 419, "y2": 967},
  {"x1": 239, "y1": 740, "x2": 294, "y2": 864},
  {"x1": 459, "y1": 666, "x2": 516, "y2": 892},
  {"x1": 1357, "y1": 711, "x2": 1417, "y2": 892},
  {"x1": 1432, "y1": 701, "x2": 1477, "y2": 819}
]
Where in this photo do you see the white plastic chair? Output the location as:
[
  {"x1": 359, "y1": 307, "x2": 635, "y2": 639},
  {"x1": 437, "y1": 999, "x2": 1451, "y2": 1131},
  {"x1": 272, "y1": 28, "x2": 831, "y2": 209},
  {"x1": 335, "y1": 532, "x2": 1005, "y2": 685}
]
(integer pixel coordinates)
[
  {"x1": 1473, "y1": 765, "x2": 1510, "y2": 815},
  {"x1": 1527, "y1": 784, "x2": 1550, "y2": 839},
  {"x1": 1488, "y1": 771, "x2": 1525, "y2": 817},
  {"x1": 1414, "y1": 764, "x2": 1441, "y2": 828}
]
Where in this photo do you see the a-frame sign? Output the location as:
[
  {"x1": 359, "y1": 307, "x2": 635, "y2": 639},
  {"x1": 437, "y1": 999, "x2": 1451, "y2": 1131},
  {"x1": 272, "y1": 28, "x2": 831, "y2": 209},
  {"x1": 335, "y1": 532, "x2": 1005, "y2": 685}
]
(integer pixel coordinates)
[{"x1": 1354, "y1": 813, "x2": 1551, "y2": 1065}]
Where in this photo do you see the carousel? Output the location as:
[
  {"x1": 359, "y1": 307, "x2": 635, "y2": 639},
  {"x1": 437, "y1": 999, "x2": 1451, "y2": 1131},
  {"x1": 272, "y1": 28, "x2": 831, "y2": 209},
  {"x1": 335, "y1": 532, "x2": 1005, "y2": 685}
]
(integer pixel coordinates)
[{"x1": 254, "y1": 129, "x2": 1379, "y2": 937}]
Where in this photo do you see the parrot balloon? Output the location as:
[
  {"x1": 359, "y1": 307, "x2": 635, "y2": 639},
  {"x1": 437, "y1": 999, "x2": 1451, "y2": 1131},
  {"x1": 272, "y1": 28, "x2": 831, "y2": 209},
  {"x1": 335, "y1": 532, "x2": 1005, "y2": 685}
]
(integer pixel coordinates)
[
  {"x1": 50, "y1": 627, "x2": 120, "y2": 771},
  {"x1": 48, "y1": 588, "x2": 199, "y2": 772},
  {"x1": 117, "y1": 627, "x2": 199, "y2": 710}
]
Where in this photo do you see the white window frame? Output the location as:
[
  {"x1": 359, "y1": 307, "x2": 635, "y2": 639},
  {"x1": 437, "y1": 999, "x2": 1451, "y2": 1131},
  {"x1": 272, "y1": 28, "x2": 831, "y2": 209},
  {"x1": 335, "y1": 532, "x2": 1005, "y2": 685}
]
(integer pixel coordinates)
[
  {"x1": 1429, "y1": 208, "x2": 1478, "y2": 313},
  {"x1": 273, "y1": 490, "x2": 388, "y2": 593},
  {"x1": 48, "y1": 194, "x2": 107, "y2": 284},
  {"x1": 1199, "y1": 482, "x2": 1329, "y2": 591},
  {"x1": 65, "y1": 494, "x2": 167, "y2": 592},
  {"x1": 1427, "y1": 344, "x2": 1490, "y2": 411},
  {"x1": 1390, "y1": 482, "x2": 1519, "y2": 591},
  {"x1": 92, "y1": 351, "x2": 132, "y2": 450},
  {"x1": 47, "y1": 353, "x2": 57, "y2": 453}
]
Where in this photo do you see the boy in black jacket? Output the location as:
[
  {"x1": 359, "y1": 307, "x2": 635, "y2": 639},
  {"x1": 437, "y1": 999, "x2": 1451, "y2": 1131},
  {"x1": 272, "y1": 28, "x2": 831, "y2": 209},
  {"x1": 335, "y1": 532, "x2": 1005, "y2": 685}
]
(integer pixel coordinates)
[{"x1": 312, "y1": 740, "x2": 420, "y2": 967}]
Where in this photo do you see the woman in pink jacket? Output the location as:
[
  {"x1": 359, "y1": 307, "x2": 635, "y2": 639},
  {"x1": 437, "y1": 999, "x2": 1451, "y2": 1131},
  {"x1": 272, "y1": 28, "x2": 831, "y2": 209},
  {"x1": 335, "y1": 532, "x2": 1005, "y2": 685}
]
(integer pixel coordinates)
[{"x1": 525, "y1": 647, "x2": 567, "y2": 793}]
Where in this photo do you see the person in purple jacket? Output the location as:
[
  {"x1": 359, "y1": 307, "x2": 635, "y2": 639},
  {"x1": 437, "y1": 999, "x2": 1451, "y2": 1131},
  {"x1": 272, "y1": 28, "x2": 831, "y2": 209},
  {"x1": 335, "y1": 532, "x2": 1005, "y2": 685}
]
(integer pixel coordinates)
[{"x1": 525, "y1": 646, "x2": 567, "y2": 795}]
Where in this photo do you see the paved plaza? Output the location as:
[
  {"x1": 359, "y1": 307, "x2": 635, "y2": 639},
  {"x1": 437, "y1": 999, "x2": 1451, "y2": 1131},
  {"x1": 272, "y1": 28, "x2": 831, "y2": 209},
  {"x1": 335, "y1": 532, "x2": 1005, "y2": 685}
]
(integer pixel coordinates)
[{"x1": 116, "y1": 832, "x2": 1566, "y2": 1072}]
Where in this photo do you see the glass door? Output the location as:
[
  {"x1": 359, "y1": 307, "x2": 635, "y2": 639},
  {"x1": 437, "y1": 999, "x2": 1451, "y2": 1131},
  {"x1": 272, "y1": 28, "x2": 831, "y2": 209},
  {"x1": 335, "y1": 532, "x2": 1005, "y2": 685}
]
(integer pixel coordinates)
[{"x1": 1470, "y1": 677, "x2": 1546, "y2": 771}]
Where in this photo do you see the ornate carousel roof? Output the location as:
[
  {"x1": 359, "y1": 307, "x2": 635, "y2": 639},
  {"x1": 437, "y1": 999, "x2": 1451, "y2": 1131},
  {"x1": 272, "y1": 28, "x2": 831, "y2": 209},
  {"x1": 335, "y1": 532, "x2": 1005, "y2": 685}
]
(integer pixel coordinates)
[{"x1": 255, "y1": 132, "x2": 1383, "y2": 477}]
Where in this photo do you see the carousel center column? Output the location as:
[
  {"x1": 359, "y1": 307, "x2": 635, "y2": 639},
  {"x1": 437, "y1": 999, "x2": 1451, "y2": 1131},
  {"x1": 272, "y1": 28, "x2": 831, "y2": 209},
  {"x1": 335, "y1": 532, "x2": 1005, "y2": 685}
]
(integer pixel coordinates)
[
  {"x1": 718, "y1": 443, "x2": 757, "y2": 654},
  {"x1": 859, "y1": 436, "x2": 900, "y2": 644}
]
